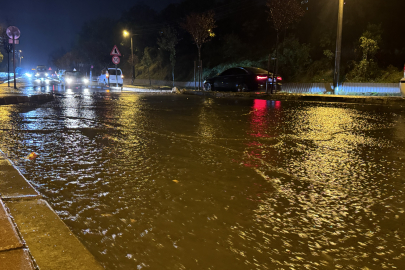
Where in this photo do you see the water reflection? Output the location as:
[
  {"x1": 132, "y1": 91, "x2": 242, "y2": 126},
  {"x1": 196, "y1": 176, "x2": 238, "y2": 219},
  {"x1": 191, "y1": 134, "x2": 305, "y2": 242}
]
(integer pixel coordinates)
[{"x1": 0, "y1": 96, "x2": 404, "y2": 269}]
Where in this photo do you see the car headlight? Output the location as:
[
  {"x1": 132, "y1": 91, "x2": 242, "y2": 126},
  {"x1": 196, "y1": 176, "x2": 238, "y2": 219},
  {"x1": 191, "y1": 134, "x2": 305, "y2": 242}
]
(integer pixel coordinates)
[
  {"x1": 35, "y1": 73, "x2": 39, "y2": 77},
  {"x1": 83, "y1": 78, "x2": 89, "y2": 84},
  {"x1": 45, "y1": 73, "x2": 48, "y2": 77},
  {"x1": 66, "y1": 78, "x2": 72, "y2": 84}
]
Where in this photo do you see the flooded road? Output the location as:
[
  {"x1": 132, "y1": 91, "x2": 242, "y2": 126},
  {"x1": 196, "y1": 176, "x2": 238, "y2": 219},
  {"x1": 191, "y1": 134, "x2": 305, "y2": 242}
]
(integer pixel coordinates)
[{"x1": 0, "y1": 90, "x2": 405, "y2": 269}]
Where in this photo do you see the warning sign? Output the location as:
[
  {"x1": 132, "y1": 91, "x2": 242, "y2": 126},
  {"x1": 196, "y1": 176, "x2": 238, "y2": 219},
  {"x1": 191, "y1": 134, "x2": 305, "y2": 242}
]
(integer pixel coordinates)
[{"x1": 110, "y1": 45, "x2": 121, "y2": 56}]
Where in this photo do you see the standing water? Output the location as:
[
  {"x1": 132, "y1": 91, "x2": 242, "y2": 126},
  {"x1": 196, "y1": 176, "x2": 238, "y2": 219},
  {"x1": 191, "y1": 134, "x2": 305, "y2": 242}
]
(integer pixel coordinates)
[{"x1": 0, "y1": 91, "x2": 404, "y2": 269}]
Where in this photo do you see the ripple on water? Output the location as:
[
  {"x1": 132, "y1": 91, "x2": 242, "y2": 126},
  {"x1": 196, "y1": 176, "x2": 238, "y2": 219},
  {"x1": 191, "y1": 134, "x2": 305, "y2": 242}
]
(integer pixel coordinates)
[{"x1": 0, "y1": 97, "x2": 404, "y2": 269}]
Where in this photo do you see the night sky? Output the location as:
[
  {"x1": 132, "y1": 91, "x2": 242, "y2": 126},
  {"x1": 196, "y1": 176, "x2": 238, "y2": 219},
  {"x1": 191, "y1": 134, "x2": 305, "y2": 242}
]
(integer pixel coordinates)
[{"x1": 0, "y1": 0, "x2": 181, "y2": 70}]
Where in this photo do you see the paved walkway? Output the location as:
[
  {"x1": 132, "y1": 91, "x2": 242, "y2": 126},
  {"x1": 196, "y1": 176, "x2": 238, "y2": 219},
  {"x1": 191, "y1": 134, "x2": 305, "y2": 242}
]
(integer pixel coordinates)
[{"x1": 0, "y1": 152, "x2": 103, "y2": 270}]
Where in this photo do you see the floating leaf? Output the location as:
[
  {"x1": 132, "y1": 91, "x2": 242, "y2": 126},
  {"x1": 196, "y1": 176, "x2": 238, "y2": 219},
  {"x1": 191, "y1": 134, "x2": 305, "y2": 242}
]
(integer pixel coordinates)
[{"x1": 26, "y1": 152, "x2": 38, "y2": 160}]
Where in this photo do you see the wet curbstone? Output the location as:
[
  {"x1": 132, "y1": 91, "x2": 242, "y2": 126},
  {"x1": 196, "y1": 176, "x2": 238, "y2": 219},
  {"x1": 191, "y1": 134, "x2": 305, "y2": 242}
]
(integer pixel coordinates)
[
  {"x1": 0, "y1": 151, "x2": 103, "y2": 269},
  {"x1": 0, "y1": 94, "x2": 54, "y2": 106}
]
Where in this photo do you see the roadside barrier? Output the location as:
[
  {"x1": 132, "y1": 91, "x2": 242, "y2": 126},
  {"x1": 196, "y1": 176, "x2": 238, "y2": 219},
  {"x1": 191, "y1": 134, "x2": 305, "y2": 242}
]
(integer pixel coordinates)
[
  {"x1": 127, "y1": 79, "x2": 400, "y2": 94},
  {"x1": 281, "y1": 83, "x2": 400, "y2": 95}
]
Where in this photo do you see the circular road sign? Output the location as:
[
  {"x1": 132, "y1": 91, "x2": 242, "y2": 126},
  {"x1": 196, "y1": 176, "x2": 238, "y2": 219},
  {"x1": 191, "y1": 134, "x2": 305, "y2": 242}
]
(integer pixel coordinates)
[
  {"x1": 112, "y1": 56, "x2": 120, "y2": 65},
  {"x1": 6, "y1": 26, "x2": 20, "y2": 39}
]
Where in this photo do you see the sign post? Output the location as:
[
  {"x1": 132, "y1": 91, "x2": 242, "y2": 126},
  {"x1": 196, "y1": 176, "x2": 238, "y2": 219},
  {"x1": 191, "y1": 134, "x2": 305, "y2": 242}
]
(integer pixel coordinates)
[
  {"x1": 90, "y1": 65, "x2": 93, "y2": 88},
  {"x1": 115, "y1": 65, "x2": 118, "y2": 87},
  {"x1": 7, "y1": 26, "x2": 20, "y2": 89},
  {"x1": 110, "y1": 46, "x2": 121, "y2": 88}
]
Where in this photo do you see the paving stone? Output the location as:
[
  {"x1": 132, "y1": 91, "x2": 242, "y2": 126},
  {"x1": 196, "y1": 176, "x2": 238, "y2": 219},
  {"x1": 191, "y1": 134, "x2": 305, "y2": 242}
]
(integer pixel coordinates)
[
  {"x1": 6, "y1": 199, "x2": 103, "y2": 270},
  {"x1": 0, "y1": 249, "x2": 35, "y2": 270},
  {"x1": 0, "y1": 200, "x2": 24, "y2": 251}
]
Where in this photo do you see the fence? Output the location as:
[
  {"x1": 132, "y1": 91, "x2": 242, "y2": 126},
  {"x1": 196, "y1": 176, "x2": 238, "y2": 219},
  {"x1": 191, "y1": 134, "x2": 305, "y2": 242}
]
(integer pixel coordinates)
[{"x1": 281, "y1": 83, "x2": 400, "y2": 95}]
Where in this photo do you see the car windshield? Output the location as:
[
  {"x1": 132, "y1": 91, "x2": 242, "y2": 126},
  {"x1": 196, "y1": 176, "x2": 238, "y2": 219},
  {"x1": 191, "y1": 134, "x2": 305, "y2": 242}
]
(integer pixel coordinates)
[
  {"x1": 65, "y1": 71, "x2": 84, "y2": 77},
  {"x1": 108, "y1": 69, "x2": 121, "y2": 75}
]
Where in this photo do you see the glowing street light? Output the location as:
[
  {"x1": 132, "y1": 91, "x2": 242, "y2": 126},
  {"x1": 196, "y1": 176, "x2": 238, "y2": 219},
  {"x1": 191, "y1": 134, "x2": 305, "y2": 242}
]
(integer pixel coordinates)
[{"x1": 123, "y1": 30, "x2": 135, "y2": 84}]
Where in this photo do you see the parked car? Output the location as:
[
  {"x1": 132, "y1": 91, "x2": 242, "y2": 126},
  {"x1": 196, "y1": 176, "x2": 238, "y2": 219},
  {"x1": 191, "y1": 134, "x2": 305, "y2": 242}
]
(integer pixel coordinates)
[
  {"x1": 203, "y1": 67, "x2": 282, "y2": 92},
  {"x1": 97, "y1": 68, "x2": 124, "y2": 87},
  {"x1": 60, "y1": 70, "x2": 90, "y2": 88}
]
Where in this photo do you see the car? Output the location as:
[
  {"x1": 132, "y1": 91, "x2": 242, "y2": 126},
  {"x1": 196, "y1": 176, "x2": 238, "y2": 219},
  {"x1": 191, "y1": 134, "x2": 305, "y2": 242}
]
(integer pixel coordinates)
[
  {"x1": 34, "y1": 65, "x2": 51, "y2": 84},
  {"x1": 97, "y1": 68, "x2": 124, "y2": 87},
  {"x1": 60, "y1": 70, "x2": 90, "y2": 88},
  {"x1": 203, "y1": 67, "x2": 282, "y2": 92}
]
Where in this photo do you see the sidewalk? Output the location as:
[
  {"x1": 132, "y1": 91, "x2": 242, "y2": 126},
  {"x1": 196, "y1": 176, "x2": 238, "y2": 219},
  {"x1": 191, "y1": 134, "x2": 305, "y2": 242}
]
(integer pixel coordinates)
[
  {"x1": 0, "y1": 82, "x2": 54, "y2": 105},
  {"x1": 0, "y1": 152, "x2": 103, "y2": 270}
]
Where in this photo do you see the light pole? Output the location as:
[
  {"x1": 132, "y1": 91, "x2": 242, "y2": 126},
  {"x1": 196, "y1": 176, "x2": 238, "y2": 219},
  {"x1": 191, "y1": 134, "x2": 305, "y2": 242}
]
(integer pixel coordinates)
[
  {"x1": 123, "y1": 30, "x2": 135, "y2": 85},
  {"x1": 333, "y1": 0, "x2": 344, "y2": 94},
  {"x1": 19, "y1": 50, "x2": 22, "y2": 66}
]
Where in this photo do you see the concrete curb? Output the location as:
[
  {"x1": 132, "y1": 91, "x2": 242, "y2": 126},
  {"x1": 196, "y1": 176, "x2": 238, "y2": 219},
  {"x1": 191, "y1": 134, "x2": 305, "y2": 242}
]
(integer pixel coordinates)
[
  {"x1": 0, "y1": 150, "x2": 104, "y2": 270},
  {"x1": 180, "y1": 90, "x2": 405, "y2": 105},
  {"x1": 0, "y1": 94, "x2": 54, "y2": 106},
  {"x1": 122, "y1": 86, "x2": 172, "y2": 93}
]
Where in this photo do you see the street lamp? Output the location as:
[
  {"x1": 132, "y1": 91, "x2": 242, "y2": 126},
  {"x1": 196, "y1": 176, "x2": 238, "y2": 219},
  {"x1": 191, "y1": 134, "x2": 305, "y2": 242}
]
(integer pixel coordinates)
[
  {"x1": 19, "y1": 50, "x2": 22, "y2": 66},
  {"x1": 123, "y1": 30, "x2": 135, "y2": 84},
  {"x1": 333, "y1": 0, "x2": 344, "y2": 94}
]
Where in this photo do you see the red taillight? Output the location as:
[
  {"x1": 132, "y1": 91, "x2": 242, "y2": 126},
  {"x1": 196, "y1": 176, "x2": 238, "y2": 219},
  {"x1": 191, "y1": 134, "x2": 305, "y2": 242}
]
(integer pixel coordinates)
[
  {"x1": 256, "y1": 76, "x2": 267, "y2": 80},
  {"x1": 277, "y1": 76, "x2": 282, "y2": 81}
]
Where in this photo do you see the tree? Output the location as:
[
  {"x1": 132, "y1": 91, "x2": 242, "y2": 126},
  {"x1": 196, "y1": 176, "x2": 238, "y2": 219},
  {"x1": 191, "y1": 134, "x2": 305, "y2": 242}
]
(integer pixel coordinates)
[
  {"x1": 157, "y1": 26, "x2": 179, "y2": 87},
  {"x1": 142, "y1": 47, "x2": 153, "y2": 86},
  {"x1": 266, "y1": 0, "x2": 304, "y2": 33},
  {"x1": 274, "y1": 36, "x2": 312, "y2": 80},
  {"x1": 54, "y1": 52, "x2": 77, "y2": 70},
  {"x1": 266, "y1": 0, "x2": 305, "y2": 89},
  {"x1": 181, "y1": 10, "x2": 216, "y2": 89},
  {"x1": 347, "y1": 24, "x2": 382, "y2": 82}
]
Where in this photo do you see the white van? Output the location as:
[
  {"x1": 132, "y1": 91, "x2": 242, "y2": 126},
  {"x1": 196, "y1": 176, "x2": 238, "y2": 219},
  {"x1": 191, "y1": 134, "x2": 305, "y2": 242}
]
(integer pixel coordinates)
[{"x1": 98, "y1": 68, "x2": 124, "y2": 86}]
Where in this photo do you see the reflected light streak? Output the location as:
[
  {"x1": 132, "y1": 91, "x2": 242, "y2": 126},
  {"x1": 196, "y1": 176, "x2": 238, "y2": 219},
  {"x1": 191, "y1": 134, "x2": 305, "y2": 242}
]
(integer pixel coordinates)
[{"x1": 250, "y1": 99, "x2": 270, "y2": 138}]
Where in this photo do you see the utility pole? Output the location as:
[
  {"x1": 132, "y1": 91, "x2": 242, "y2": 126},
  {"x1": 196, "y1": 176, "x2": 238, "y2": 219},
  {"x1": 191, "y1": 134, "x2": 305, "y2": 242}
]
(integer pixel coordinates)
[
  {"x1": 13, "y1": 35, "x2": 16, "y2": 89},
  {"x1": 131, "y1": 35, "x2": 135, "y2": 84},
  {"x1": 333, "y1": 0, "x2": 344, "y2": 94},
  {"x1": 7, "y1": 50, "x2": 10, "y2": 87}
]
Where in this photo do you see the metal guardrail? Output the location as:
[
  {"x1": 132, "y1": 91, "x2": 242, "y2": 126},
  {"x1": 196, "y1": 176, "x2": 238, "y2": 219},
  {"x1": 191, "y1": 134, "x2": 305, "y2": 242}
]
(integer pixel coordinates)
[
  {"x1": 125, "y1": 79, "x2": 401, "y2": 94},
  {"x1": 281, "y1": 83, "x2": 400, "y2": 94}
]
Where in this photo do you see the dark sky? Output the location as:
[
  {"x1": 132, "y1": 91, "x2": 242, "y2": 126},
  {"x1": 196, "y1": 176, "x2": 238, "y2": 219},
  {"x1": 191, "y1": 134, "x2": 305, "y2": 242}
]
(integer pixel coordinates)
[{"x1": 0, "y1": 0, "x2": 181, "y2": 70}]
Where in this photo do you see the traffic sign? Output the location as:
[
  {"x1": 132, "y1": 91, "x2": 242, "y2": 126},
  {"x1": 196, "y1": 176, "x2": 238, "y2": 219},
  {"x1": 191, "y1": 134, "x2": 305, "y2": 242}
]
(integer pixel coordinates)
[
  {"x1": 112, "y1": 56, "x2": 120, "y2": 65},
  {"x1": 8, "y1": 39, "x2": 19, "y2": 44},
  {"x1": 6, "y1": 26, "x2": 20, "y2": 39},
  {"x1": 110, "y1": 45, "x2": 121, "y2": 56}
]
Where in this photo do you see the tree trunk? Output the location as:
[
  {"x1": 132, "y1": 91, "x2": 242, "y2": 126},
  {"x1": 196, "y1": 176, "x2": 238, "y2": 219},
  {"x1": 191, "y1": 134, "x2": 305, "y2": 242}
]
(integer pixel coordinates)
[
  {"x1": 148, "y1": 66, "x2": 151, "y2": 86},
  {"x1": 198, "y1": 45, "x2": 201, "y2": 90},
  {"x1": 172, "y1": 65, "x2": 175, "y2": 88},
  {"x1": 274, "y1": 31, "x2": 279, "y2": 93}
]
